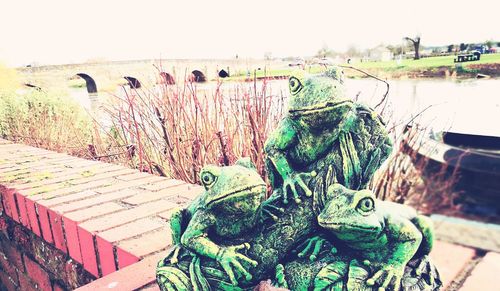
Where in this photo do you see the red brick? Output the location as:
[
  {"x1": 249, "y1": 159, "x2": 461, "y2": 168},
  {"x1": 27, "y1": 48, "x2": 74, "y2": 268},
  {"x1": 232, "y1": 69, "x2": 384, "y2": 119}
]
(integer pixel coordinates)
[
  {"x1": 0, "y1": 252, "x2": 19, "y2": 285},
  {"x1": 98, "y1": 218, "x2": 164, "y2": 244},
  {"x1": 48, "y1": 209, "x2": 67, "y2": 253},
  {"x1": 116, "y1": 248, "x2": 139, "y2": 269},
  {"x1": 14, "y1": 192, "x2": 31, "y2": 229},
  {"x1": 2, "y1": 188, "x2": 20, "y2": 222},
  {"x1": 94, "y1": 218, "x2": 163, "y2": 275},
  {"x1": 95, "y1": 236, "x2": 116, "y2": 276},
  {"x1": 17, "y1": 270, "x2": 37, "y2": 291},
  {"x1": 23, "y1": 255, "x2": 52, "y2": 291},
  {"x1": 74, "y1": 253, "x2": 163, "y2": 291},
  {"x1": 0, "y1": 269, "x2": 18, "y2": 291},
  {"x1": 138, "y1": 179, "x2": 185, "y2": 192},
  {"x1": 64, "y1": 202, "x2": 125, "y2": 222},
  {"x1": 460, "y1": 251, "x2": 500, "y2": 291},
  {"x1": 36, "y1": 204, "x2": 54, "y2": 244},
  {"x1": 77, "y1": 227, "x2": 99, "y2": 277},
  {"x1": 62, "y1": 217, "x2": 82, "y2": 264},
  {"x1": 122, "y1": 183, "x2": 196, "y2": 205},
  {"x1": 177, "y1": 185, "x2": 204, "y2": 200},
  {"x1": 66, "y1": 168, "x2": 136, "y2": 186},
  {"x1": 16, "y1": 163, "x2": 119, "y2": 192},
  {"x1": 53, "y1": 283, "x2": 65, "y2": 291},
  {"x1": 0, "y1": 192, "x2": 4, "y2": 213},
  {"x1": 38, "y1": 177, "x2": 118, "y2": 199},
  {"x1": 118, "y1": 229, "x2": 171, "y2": 258},
  {"x1": 34, "y1": 190, "x2": 98, "y2": 207},
  {"x1": 24, "y1": 198, "x2": 41, "y2": 237},
  {"x1": 3, "y1": 243, "x2": 23, "y2": 271},
  {"x1": 79, "y1": 200, "x2": 177, "y2": 233},
  {"x1": 430, "y1": 240, "x2": 476, "y2": 288},
  {"x1": 157, "y1": 209, "x2": 177, "y2": 221},
  {"x1": 115, "y1": 171, "x2": 154, "y2": 181},
  {"x1": 94, "y1": 177, "x2": 166, "y2": 195},
  {"x1": 53, "y1": 189, "x2": 136, "y2": 214}
]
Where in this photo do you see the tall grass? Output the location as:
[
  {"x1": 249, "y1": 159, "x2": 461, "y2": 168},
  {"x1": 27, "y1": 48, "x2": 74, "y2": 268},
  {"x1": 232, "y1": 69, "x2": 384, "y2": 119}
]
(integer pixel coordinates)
[
  {"x1": 0, "y1": 89, "x2": 93, "y2": 156},
  {"x1": 91, "y1": 77, "x2": 286, "y2": 184},
  {"x1": 0, "y1": 67, "x2": 459, "y2": 211}
]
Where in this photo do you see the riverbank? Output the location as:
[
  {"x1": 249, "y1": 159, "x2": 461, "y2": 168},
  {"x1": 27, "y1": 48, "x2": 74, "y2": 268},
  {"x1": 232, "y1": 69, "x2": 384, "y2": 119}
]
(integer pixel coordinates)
[{"x1": 227, "y1": 54, "x2": 500, "y2": 81}]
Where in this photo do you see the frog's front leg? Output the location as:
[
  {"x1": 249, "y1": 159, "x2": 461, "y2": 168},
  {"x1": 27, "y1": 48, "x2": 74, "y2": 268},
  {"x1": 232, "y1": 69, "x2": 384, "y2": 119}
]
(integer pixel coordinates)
[
  {"x1": 366, "y1": 217, "x2": 422, "y2": 291},
  {"x1": 181, "y1": 210, "x2": 258, "y2": 286},
  {"x1": 269, "y1": 153, "x2": 313, "y2": 204},
  {"x1": 297, "y1": 235, "x2": 337, "y2": 261},
  {"x1": 167, "y1": 207, "x2": 187, "y2": 264}
]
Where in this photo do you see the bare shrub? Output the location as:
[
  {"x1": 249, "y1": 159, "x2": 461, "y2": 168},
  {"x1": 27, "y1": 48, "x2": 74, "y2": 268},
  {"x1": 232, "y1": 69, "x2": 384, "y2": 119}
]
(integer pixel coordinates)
[{"x1": 91, "y1": 76, "x2": 286, "y2": 184}]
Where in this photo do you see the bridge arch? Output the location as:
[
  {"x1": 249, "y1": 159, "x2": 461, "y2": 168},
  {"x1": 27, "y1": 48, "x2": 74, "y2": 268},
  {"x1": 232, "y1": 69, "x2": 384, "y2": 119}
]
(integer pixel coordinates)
[
  {"x1": 191, "y1": 70, "x2": 206, "y2": 82},
  {"x1": 218, "y1": 69, "x2": 229, "y2": 78},
  {"x1": 23, "y1": 83, "x2": 42, "y2": 91},
  {"x1": 159, "y1": 72, "x2": 175, "y2": 85},
  {"x1": 75, "y1": 73, "x2": 97, "y2": 94},
  {"x1": 124, "y1": 76, "x2": 141, "y2": 89}
]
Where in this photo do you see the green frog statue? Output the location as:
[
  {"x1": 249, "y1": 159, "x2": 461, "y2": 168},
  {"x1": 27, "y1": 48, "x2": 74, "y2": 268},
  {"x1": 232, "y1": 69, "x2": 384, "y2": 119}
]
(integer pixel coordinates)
[
  {"x1": 279, "y1": 184, "x2": 440, "y2": 291},
  {"x1": 156, "y1": 67, "x2": 441, "y2": 291}
]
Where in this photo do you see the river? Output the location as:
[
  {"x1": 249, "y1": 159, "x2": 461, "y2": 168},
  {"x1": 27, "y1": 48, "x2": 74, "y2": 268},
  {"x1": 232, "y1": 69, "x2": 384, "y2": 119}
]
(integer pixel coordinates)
[{"x1": 71, "y1": 78, "x2": 500, "y2": 138}]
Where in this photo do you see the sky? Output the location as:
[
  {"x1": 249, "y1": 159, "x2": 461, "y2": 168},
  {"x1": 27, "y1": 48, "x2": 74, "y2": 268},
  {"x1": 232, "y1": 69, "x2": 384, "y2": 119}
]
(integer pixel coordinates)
[{"x1": 1, "y1": 0, "x2": 499, "y2": 66}]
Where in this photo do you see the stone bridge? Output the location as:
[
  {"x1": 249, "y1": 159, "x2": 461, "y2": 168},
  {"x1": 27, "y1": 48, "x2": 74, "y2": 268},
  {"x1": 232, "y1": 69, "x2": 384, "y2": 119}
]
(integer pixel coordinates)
[{"x1": 16, "y1": 59, "x2": 283, "y2": 95}]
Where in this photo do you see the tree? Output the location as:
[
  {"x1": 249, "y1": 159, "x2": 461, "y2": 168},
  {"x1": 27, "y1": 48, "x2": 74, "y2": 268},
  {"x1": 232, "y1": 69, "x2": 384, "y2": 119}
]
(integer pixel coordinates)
[
  {"x1": 404, "y1": 36, "x2": 421, "y2": 60},
  {"x1": 447, "y1": 44, "x2": 454, "y2": 53},
  {"x1": 459, "y1": 43, "x2": 468, "y2": 52},
  {"x1": 346, "y1": 45, "x2": 361, "y2": 58},
  {"x1": 316, "y1": 44, "x2": 334, "y2": 58},
  {"x1": 485, "y1": 40, "x2": 494, "y2": 49}
]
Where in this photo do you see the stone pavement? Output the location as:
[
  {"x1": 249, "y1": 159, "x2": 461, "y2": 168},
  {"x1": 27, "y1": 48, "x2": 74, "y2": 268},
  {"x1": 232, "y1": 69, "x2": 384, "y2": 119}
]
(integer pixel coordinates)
[{"x1": 0, "y1": 138, "x2": 499, "y2": 290}]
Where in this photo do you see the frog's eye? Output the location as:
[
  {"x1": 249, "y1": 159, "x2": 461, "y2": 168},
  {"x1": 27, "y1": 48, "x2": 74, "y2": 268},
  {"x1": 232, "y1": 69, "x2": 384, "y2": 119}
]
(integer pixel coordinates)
[
  {"x1": 289, "y1": 77, "x2": 303, "y2": 94},
  {"x1": 357, "y1": 197, "x2": 375, "y2": 213},
  {"x1": 200, "y1": 171, "x2": 217, "y2": 188}
]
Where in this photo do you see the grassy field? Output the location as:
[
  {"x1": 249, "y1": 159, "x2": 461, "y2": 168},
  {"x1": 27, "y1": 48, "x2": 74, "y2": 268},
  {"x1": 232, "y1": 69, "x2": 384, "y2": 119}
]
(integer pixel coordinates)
[
  {"x1": 354, "y1": 53, "x2": 500, "y2": 70},
  {"x1": 226, "y1": 53, "x2": 500, "y2": 80}
]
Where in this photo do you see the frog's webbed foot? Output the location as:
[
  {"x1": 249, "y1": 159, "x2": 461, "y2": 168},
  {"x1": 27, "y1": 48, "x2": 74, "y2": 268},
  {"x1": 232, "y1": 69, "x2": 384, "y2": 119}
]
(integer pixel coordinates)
[
  {"x1": 189, "y1": 256, "x2": 210, "y2": 291},
  {"x1": 297, "y1": 236, "x2": 333, "y2": 261},
  {"x1": 346, "y1": 259, "x2": 371, "y2": 290},
  {"x1": 414, "y1": 255, "x2": 439, "y2": 286},
  {"x1": 156, "y1": 264, "x2": 193, "y2": 291},
  {"x1": 366, "y1": 263, "x2": 405, "y2": 291},
  {"x1": 274, "y1": 264, "x2": 289, "y2": 289},
  {"x1": 282, "y1": 171, "x2": 315, "y2": 204},
  {"x1": 261, "y1": 199, "x2": 285, "y2": 222},
  {"x1": 165, "y1": 244, "x2": 183, "y2": 264},
  {"x1": 216, "y1": 243, "x2": 258, "y2": 286},
  {"x1": 313, "y1": 261, "x2": 348, "y2": 291}
]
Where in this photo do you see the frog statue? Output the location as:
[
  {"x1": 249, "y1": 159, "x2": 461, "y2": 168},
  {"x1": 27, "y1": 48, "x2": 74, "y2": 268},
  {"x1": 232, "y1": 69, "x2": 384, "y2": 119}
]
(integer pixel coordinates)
[
  {"x1": 264, "y1": 68, "x2": 392, "y2": 217},
  {"x1": 279, "y1": 184, "x2": 440, "y2": 291},
  {"x1": 156, "y1": 67, "x2": 441, "y2": 291}
]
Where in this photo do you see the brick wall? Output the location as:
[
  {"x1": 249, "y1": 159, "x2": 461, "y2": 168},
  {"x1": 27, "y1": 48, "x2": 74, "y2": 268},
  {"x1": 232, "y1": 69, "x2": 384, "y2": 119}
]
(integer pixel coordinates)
[
  {"x1": 0, "y1": 139, "x2": 202, "y2": 290},
  {"x1": 1, "y1": 138, "x2": 499, "y2": 291},
  {"x1": 0, "y1": 213, "x2": 93, "y2": 290}
]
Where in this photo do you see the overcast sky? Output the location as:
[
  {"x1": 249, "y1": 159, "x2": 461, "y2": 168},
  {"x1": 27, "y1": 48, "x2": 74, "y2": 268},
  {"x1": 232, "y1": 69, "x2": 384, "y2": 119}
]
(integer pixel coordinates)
[{"x1": 1, "y1": 0, "x2": 499, "y2": 66}]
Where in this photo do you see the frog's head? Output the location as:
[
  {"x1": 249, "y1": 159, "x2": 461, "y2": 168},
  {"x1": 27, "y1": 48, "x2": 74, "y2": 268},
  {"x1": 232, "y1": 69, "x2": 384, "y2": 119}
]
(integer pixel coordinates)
[
  {"x1": 200, "y1": 158, "x2": 266, "y2": 215},
  {"x1": 287, "y1": 67, "x2": 355, "y2": 129},
  {"x1": 318, "y1": 184, "x2": 383, "y2": 242}
]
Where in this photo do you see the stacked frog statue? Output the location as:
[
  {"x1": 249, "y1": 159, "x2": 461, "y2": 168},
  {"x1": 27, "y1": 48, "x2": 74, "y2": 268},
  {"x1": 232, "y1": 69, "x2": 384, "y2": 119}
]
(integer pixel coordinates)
[{"x1": 156, "y1": 67, "x2": 441, "y2": 291}]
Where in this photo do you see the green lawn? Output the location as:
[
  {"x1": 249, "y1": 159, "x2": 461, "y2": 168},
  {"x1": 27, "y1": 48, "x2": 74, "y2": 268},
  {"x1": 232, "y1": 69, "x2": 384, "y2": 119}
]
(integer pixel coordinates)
[
  {"x1": 353, "y1": 53, "x2": 500, "y2": 70},
  {"x1": 224, "y1": 53, "x2": 500, "y2": 81}
]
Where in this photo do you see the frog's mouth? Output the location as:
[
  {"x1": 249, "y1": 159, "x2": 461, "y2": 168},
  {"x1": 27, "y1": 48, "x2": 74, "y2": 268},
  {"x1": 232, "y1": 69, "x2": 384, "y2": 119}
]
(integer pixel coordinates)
[
  {"x1": 289, "y1": 99, "x2": 353, "y2": 117},
  {"x1": 318, "y1": 221, "x2": 378, "y2": 232},
  {"x1": 207, "y1": 184, "x2": 266, "y2": 206}
]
